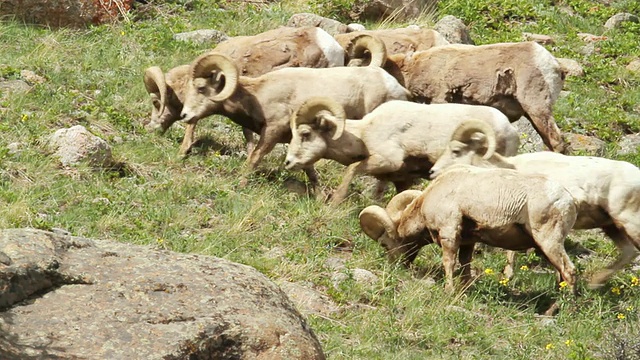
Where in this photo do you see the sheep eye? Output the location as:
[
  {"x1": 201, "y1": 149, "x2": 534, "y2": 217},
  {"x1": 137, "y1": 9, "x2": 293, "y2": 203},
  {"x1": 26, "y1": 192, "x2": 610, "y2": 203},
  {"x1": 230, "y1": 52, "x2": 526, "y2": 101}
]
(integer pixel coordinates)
[
  {"x1": 300, "y1": 131, "x2": 311, "y2": 141},
  {"x1": 152, "y1": 99, "x2": 161, "y2": 109},
  {"x1": 197, "y1": 86, "x2": 206, "y2": 95}
]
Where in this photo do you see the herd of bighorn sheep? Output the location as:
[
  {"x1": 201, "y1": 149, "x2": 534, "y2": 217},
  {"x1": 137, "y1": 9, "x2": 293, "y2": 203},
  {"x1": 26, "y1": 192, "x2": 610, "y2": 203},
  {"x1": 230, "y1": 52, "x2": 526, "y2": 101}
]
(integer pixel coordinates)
[{"x1": 143, "y1": 22, "x2": 640, "y2": 298}]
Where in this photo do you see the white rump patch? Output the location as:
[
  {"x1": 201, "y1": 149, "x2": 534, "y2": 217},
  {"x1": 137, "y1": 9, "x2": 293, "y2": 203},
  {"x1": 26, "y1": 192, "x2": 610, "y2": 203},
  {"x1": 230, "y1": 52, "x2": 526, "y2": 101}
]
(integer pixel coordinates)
[
  {"x1": 532, "y1": 43, "x2": 563, "y2": 103},
  {"x1": 314, "y1": 28, "x2": 345, "y2": 67}
]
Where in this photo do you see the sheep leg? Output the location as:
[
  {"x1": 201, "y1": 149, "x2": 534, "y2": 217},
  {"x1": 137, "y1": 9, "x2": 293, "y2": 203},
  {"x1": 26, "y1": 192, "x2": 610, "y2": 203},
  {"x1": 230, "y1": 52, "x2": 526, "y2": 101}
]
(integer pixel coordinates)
[
  {"x1": 458, "y1": 243, "x2": 475, "y2": 287},
  {"x1": 503, "y1": 250, "x2": 518, "y2": 279},
  {"x1": 331, "y1": 162, "x2": 361, "y2": 205},
  {"x1": 246, "y1": 129, "x2": 279, "y2": 169},
  {"x1": 242, "y1": 127, "x2": 256, "y2": 157},
  {"x1": 178, "y1": 121, "x2": 198, "y2": 156},
  {"x1": 303, "y1": 166, "x2": 321, "y2": 197},
  {"x1": 523, "y1": 112, "x2": 566, "y2": 154},
  {"x1": 531, "y1": 224, "x2": 577, "y2": 295},
  {"x1": 438, "y1": 226, "x2": 461, "y2": 293},
  {"x1": 331, "y1": 155, "x2": 400, "y2": 205},
  {"x1": 589, "y1": 225, "x2": 639, "y2": 288}
]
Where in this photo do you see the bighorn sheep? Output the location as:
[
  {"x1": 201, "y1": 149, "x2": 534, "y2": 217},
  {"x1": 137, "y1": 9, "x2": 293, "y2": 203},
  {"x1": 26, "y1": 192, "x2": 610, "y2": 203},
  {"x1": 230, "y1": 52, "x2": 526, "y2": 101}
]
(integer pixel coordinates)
[
  {"x1": 359, "y1": 166, "x2": 579, "y2": 293},
  {"x1": 178, "y1": 53, "x2": 410, "y2": 185},
  {"x1": 350, "y1": 36, "x2": 567, "y2": 153},
  {"x1": 143, "y1": 26, "x2": 345, "y2": 155},
  {"x1": 284, "y1": 97, "x2": 519, "y2": 204},
  {"x1": 429, "y1": 119, "x2": 640, "y2": 287},
  {"x1": 334, "y1": 28, "x2": 449, "y2": 63}
]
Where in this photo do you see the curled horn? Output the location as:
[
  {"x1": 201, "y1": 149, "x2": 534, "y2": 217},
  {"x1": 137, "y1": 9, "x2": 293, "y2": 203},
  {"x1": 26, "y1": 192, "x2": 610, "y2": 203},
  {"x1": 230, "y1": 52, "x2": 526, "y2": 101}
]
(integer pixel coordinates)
[
  {"x1": 143, "y1": 66, "x2": 167, "y2": 115},
  {"x1": 359, "y1": 206, "x2": 397, "y2": 242},
  {"x1": 190, "y1": 52, "x2": 239, "y2": 102},
  {"x1": 386, "y1": 190, "x2": 422, "y2": 223},
  {"x1": 450, "y1": 119, "x2": 497, "y2": 159},
  {"x1": 347, "y1": 34, "x2": 387, "y2": 68},
  {"x1": 292, "y1": 97, "x2": 346, "y2": 140}
]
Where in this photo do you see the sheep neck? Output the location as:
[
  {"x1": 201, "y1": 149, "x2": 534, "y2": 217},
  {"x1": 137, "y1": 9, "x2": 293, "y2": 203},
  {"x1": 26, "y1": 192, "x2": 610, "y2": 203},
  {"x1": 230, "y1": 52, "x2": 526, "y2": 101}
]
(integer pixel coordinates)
[{"x1": 323, "y1": 120, "x2": 369, "y2": 166}]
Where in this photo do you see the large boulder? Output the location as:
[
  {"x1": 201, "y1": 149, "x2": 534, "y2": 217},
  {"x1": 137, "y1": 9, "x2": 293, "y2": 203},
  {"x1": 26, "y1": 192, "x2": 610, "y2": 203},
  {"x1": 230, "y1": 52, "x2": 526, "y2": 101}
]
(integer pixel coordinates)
[
  {"x1": 0, "y1": 0, "x2": 133, "y2": 28},
  {"x1": 434, "y1": 15, "x2": 474, "y2": 44},
  {"x1": 0, "y1": 228, "x2": 325, "y2": 359},
  {"x1": 46, "y1": 125, "x2": 114, "y2": 168},
  {"x1": 287, "y1": 13, "x2": 348, "y2": 35}
]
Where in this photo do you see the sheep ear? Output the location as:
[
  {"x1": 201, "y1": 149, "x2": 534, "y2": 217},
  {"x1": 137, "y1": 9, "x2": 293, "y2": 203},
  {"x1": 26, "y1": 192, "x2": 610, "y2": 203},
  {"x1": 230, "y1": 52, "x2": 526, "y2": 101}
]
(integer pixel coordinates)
[{"x1": 318, "y1": 114, "x2": 344, "y2": 140}]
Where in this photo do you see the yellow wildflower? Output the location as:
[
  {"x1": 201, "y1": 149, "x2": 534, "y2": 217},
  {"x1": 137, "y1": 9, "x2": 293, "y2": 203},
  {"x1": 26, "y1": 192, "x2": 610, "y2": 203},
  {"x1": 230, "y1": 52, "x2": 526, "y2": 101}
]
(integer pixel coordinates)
[
  {"x1": 631, "y1": 276, "x2": 639, "y2": 287},
  {"x1": 545, "y1": 343, "x2": 555, "y2": 350},
  {"x1": 520, "y1": 265, "x2": 529, "y2": 271},
  {"x1": 499, "y1": 278, "x2": 509, "y2": 286},
  {"x1": 612, "y1": 287, "x2": 621, "y2": 295},
  {"x1": 157, "y1": 238, "x2": 164, "y2": 244},
  {"x1": 627, "y1": 306, "x2": 635, "y2": 312},
  {"x1": 617, "y1": 313, "x2": 626, "y2": 320},
  {"x1": 484, "y1": 268, "x2": 494, "y2": 275},
  {"x1": 559, "y1": 281, "x2": 568, "y2": 289},
  {"x1": 565, "y1": 339, "x2": 574, "y2": 347},
  {"x1": 21, "y1": 114, "x2": 28, "y2": 122}
]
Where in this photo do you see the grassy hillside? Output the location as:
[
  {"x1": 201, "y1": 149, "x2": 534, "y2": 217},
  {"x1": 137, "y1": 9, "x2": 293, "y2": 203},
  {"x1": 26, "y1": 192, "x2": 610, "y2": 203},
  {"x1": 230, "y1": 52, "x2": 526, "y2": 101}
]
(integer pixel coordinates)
[{"x1": 1, "y1": 0, "x2": 640, "y2": 358}]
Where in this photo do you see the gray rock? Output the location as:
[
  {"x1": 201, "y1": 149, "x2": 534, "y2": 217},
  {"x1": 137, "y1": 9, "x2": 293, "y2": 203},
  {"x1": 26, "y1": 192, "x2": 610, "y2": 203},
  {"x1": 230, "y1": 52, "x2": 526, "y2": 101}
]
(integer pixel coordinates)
[
  {"x1": 512, "y1": 117, "x2": 547, "y2": 153},
  {"x1": 354, "y1": 0, "x2": 437, "y2": 22},
  {"x1": 556, "y1": 58, "x2": 584, "y2": 77},
  {"x1": 347, "y1": 23, "x2": 366, "y2": 32},
  {"x1": 351, "y1": 268, "x2": 378, "y2": 285},
  {"x1": 6, "y1": 142, "x2": 23, "y2": 155},
  {"x1": 627, "y1": 59, "x2": 640, "y2": 73},
  {"x1": 279, "y1": 281, "x2": 340, "y2": 316},
  {"x1": 173, "y1": 29, "x2": 229, "y2": 45},
  {"x1": 46, "y1": 125, "x2": 114, "y2": 168},
  {"x1": 434, "y1": 15, "x2": 474, "y2": 44},
  {"x1": 604, "y1": 12, "x2": 639, "y2": 30},
  {"x1": 287, "y1": 13, "x2": 348, "y2": 35},
  {"x1": 616, "y1": 133, "x2": 640, "y2": 156},
  {"x1": 0, "y1": 228, "x2": 325, "y2": 359},
  {"x1": 0, "y1": 79, "x2": 31, "y2": 96},
  {"x1": 19, "y1": 69, "x2": 45, "y2": 84},
  {"x1": 566, "y1": 133, "x2": 606, "y2": 156},
  {"x1": 0, "y1": 0, "x2": 133, "y2": 28},
  {"x1": 522, "y1": 32, "x2": 554, "y2": 45}
]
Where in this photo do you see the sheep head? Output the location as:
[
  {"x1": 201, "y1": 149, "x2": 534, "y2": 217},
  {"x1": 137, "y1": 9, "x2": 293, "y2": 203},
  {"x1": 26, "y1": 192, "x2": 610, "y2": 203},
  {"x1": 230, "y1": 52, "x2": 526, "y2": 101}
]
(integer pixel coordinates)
[
  {"x1": 359, "y1": 190, "x2": 424, "y2": 265},
  {"x1": 429, "y1": 119, "x2": 497, "y2": 179},
  {"x1": 345, "y1": 34, "x2": 387, "y2": 68},
  {"x1": 143, "y1": 66, "x2": 189, "y2": 133},
  {"x1": 180, "y1": 52, "x2": 239, "y2": 123},
  {"x1": 284, "y1": 97, "x2": 346, "y2": 170}
]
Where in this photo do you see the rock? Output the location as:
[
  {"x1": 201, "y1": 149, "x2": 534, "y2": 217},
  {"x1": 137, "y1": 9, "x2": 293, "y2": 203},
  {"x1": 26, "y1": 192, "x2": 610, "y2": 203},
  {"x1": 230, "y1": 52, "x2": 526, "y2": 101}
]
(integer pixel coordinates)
[
  {"x1": 0, "y1": 0, "x2": 133, "y2": 28},
  {"x1": 579, "y1": 42, "x2": 597, "y2": 56},
  {"x1": 287, "y1": 13, "x2": 348, "y2": 35},
  {"x1": 556, "y1": 58, "x2": 584, "y2": 77},
  {"x1": 46, "y1": 125, "x2": 114, "y2": 168},
  {"x1": 279, "y1": 281, "x2": 340, "y2": 316},
  {"x1": 351, "y1": 268, "x2": 378, "y2": 285},
  {"x1": 627, "y1": 59, "x2": 640, "y2": 73},
  {"x1": 616, "y1": 133, "x2": 640, "y2": 156},
  {"x1": 566, "y1": 133, "x2": 606, "y2": 156},
  {"x1": 434, "y1": 15, "x2": 474, "y2": 44},
  {"x1": 0, "y1": 228, "x2": 325, "y2": 359},
  {"x1": 0, "y1": 79, "x2": 31, "y2": 96},
  {"x1": 512, "y1": 117, "x2": 547, "y2": 153},
  {"x1": 6, "y1": 142, "x2": 23, "y2": 155},
  {"x1": 173, "y1": 29, "x2": 229, "y2": 45},
  {"x1": 604, "y1": 12, "x2": 639, "y2": 30},
  {"x1": 522, "y1": 32, "x2": 554, "y2": 45},
  {"x1": 347, "y1": 23, "x2": 366, "y2": 32},
  {"x1": 354, "y1": 0, "x2": 438, "y2": 22},
  {"x1": 577, "y1": 32, "x2": 608, "y2": 42},
  {"x1": 324, "y1": 256, "x2": 347, "y2": 271},
  {"x1": 19, "y1": 69, "x2": 45, "y2": 84}
]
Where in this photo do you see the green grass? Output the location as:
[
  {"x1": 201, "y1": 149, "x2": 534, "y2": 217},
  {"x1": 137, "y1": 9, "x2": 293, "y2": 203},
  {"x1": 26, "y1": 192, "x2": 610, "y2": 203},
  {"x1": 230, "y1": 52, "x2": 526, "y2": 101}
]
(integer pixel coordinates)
[{"x1": 1, "y1": 0, "x2": 640, "y2": 358}]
